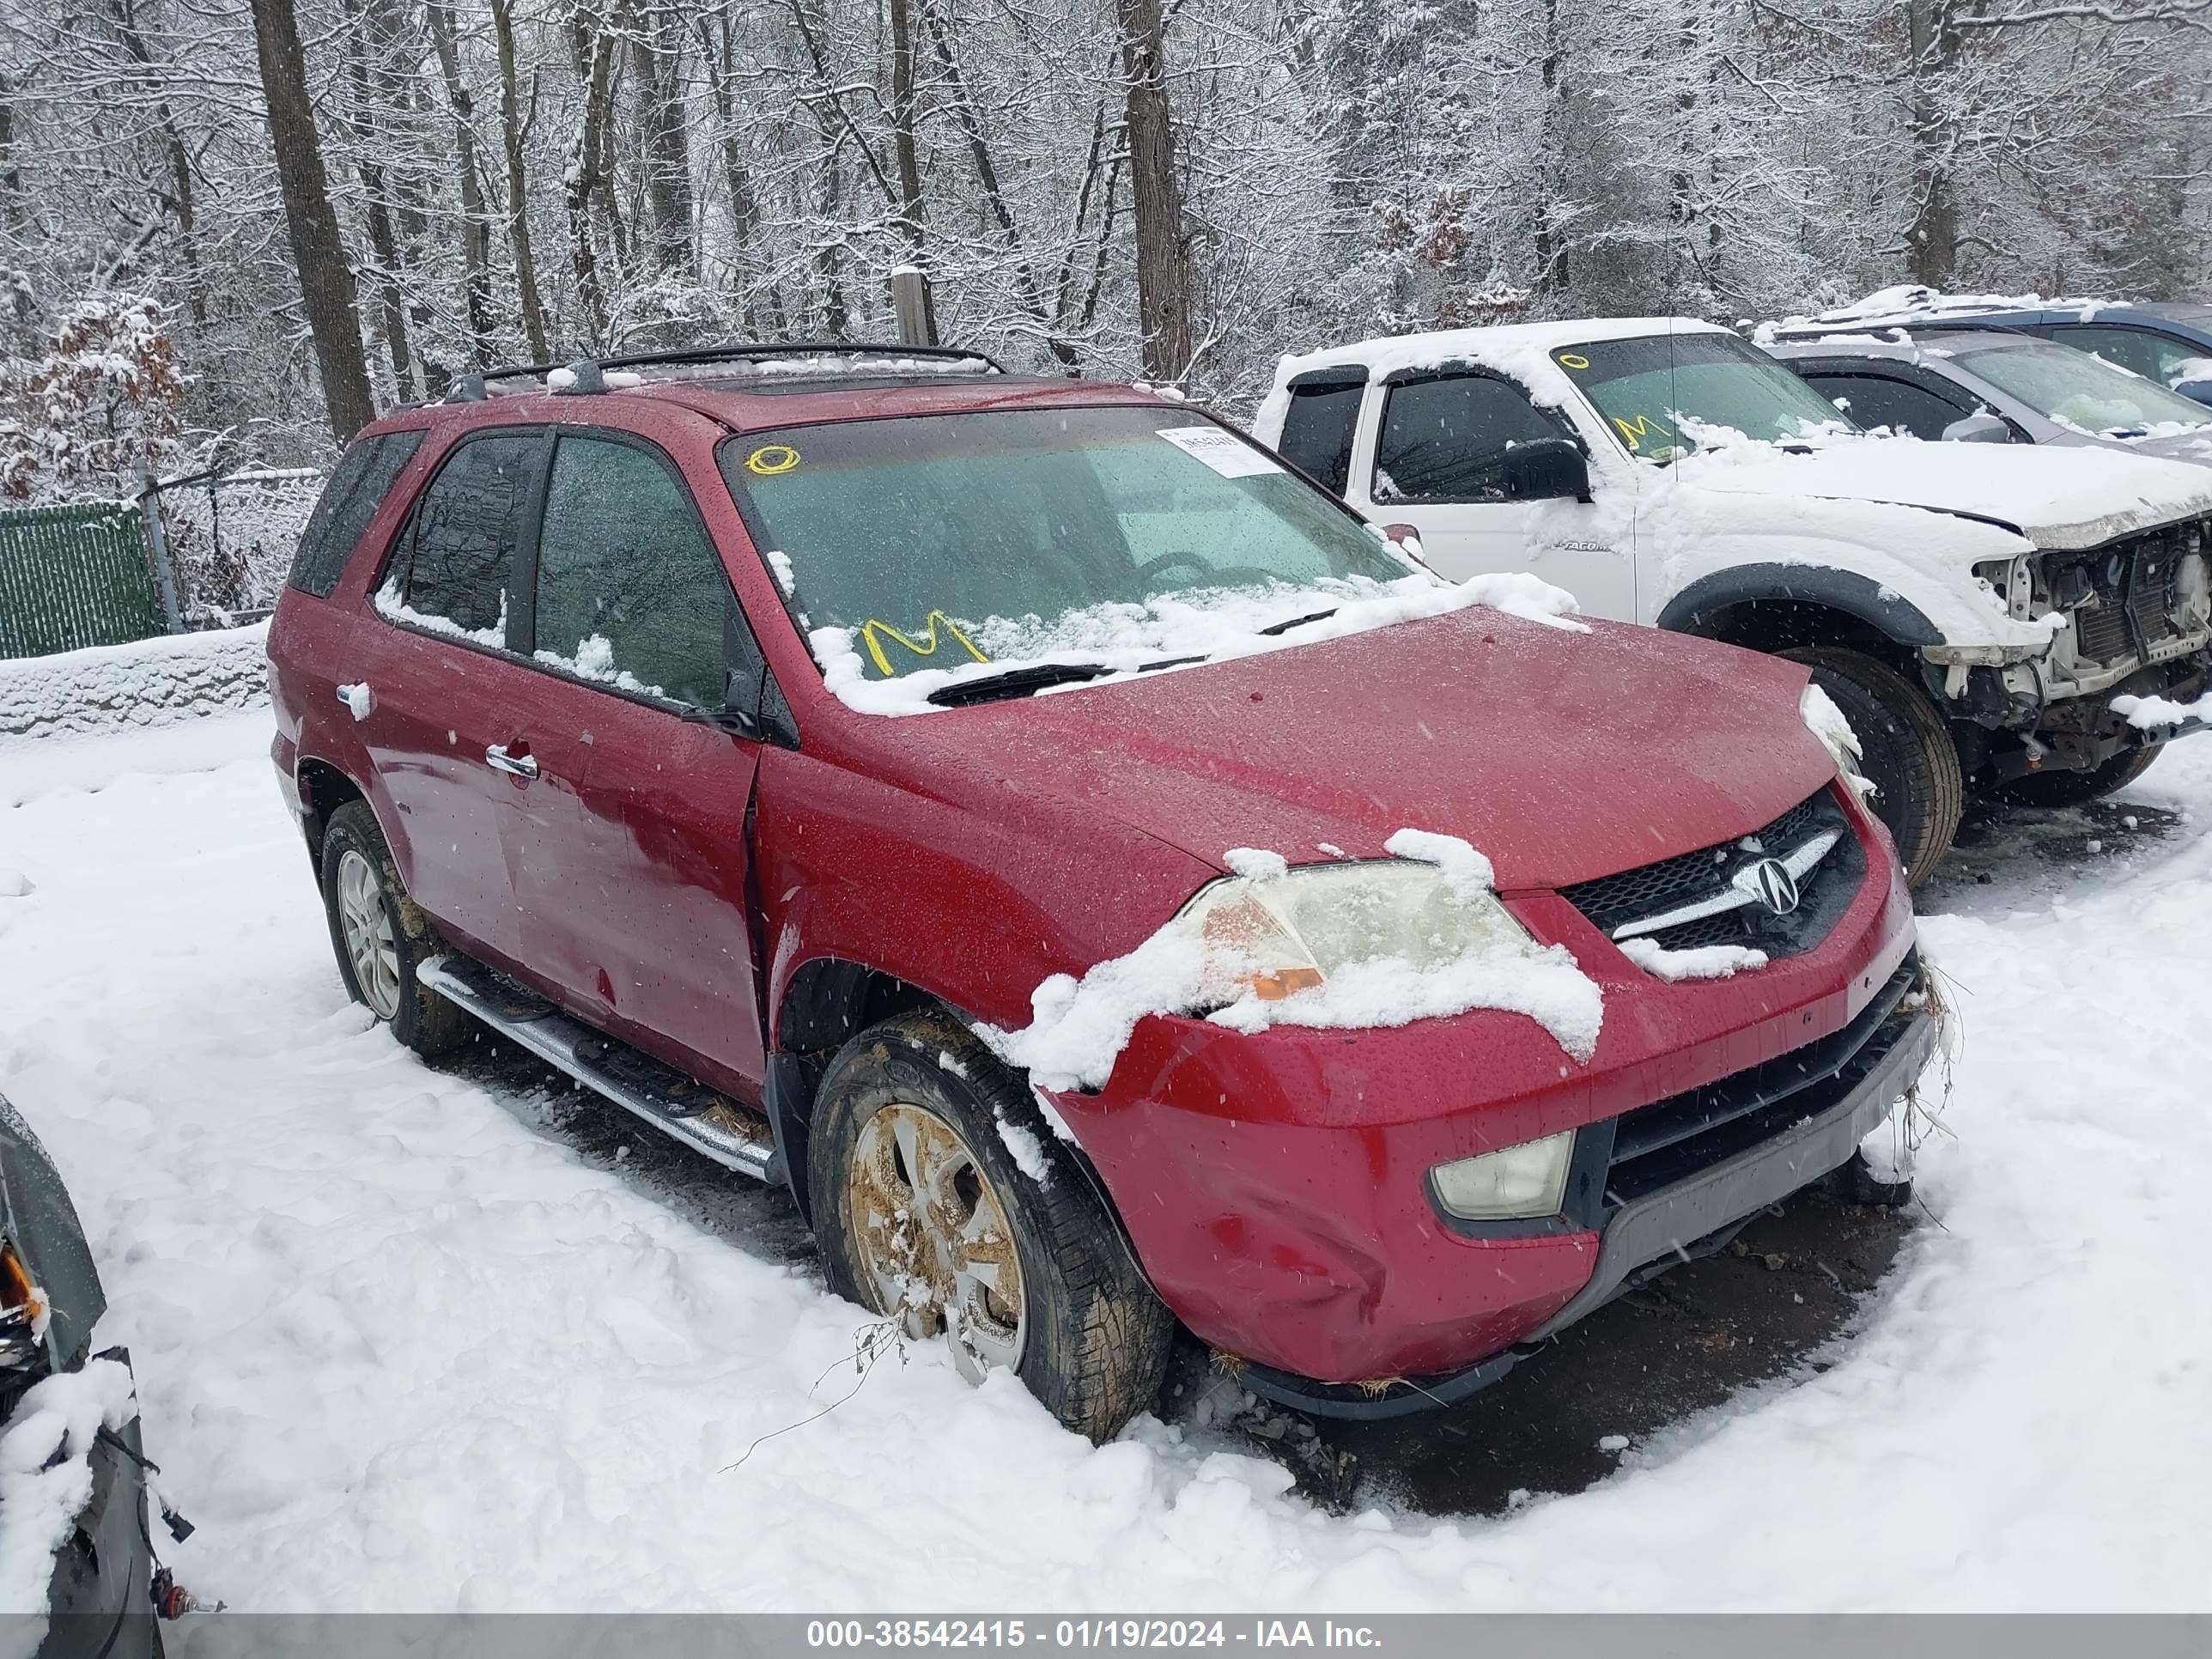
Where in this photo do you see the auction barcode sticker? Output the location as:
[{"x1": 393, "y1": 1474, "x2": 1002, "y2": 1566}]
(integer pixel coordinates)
[{"x1": 1156, "y1": 425, "x2": 1281, "y2": 478}]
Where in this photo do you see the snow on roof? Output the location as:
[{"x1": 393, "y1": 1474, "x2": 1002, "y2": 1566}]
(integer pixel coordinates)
[
  {"x1": 1762, "y1": 330, "x2": 2021, "y2": 360},
  {"x1": 1759, "y1": 283, "x2": 2126, "y2": 341},
  {"x1": 1275, "y1": 316, "x2": 1730, "y2": 382}
]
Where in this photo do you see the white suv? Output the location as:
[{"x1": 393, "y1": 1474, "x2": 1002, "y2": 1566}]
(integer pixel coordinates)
[{"x1": 1257, "y1": 318, "x2": 2212, "y2": 883}]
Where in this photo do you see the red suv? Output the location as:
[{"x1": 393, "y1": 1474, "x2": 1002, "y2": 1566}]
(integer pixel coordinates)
[{"x1": 267, "y1": 343, "x2": 1932, "y2": 1441}]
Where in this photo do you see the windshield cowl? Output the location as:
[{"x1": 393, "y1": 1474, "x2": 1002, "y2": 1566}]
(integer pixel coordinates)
[{"x1": 810, "y1": 568, "x2": 1588, "y2": 717}]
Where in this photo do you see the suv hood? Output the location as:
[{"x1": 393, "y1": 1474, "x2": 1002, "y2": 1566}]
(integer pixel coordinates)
[
  {"x1": 848, "y1": 609, "x2": 1838, "y2": 893},
  {"x1": 1678, "y1": 438, "x2": 2212, "y2": 550}
]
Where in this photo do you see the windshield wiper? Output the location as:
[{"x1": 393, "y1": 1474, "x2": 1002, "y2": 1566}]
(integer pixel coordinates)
[
  {"x1": 927, "y1": 661, "x2": 1110, "y2": 708},
  {"x1": 1258, "y1": 607, "x2": 1337, "y2": 636}
]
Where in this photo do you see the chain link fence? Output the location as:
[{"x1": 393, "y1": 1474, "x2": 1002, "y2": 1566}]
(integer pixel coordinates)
[
  {"x1": 155, "y1": 466, "x2": 323, "y2": 627},
  {"x1": 0, "y1": 466, "x2": 325, "y2": 661}
]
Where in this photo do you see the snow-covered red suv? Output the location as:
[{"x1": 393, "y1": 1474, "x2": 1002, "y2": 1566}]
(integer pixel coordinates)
[{"x1": 267, "y1": 343, "x2": 1934, "y2": 1440}]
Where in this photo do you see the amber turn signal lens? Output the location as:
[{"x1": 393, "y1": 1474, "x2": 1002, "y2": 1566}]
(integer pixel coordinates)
[
  {"x1": 0, "y1": 1239, "x2": 45, "y2": 1328},
  {"x1": 1249, "y1": 967, "x2": 1324, "y2": 1001}
]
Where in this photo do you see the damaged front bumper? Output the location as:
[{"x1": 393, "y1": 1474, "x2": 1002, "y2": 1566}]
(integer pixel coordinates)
[
  {"x1": 1939, "y1": 524, "x2": 2212, "y2": 771},
  {"x1": 1237, "y1": 961, "x2": 1937, "y2": 1419},
  {"x1": 1050, "y1": 806, "x2": 1923, "y2": 1415}
]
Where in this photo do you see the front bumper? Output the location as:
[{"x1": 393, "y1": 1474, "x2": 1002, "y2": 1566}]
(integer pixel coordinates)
[
  {"x1": 40, "y1": 1350, "x2": 159, "y2": 1659},
  {"x1": 1055, "y1": 789, "x2": 1923, "y2": 1398},
  {"x1": 1238, "y1": 965, "x2": 1936, "y2": 1418}
]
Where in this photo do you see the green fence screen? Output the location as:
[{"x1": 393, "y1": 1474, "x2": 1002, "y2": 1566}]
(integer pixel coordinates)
[{"x1": 0, "y1": 500, "x2": 166, "y2": 659}]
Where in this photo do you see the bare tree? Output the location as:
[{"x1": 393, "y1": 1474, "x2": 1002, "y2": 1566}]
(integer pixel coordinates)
[
  {"x1": 1116, "y1": 0, "x2": 1194, "y2": 380},
  {"x1": 247, "y1": 0, "x2": 377, "y2": 441}
]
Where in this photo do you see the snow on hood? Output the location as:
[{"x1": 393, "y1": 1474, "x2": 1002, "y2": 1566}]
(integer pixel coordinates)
[
  {"x1": 811, "y1": 568, "x2": 1586, "y2": 717},
  {"x1": 1670, "y1": 434, "x2": 2212, "y2": 550}
]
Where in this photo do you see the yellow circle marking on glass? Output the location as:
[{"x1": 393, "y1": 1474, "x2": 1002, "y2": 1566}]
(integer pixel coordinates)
[
  {"x1": 1555, "y1": 352, "x2": 1590, "y2": 370},
  {"x1": 747, "y1": 443, "x2": 801, "y2": 476}
]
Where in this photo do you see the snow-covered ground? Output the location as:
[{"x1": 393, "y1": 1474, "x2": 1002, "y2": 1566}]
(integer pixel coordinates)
[{"x1": 2, "y1": 705, "x2": 2209, "y2": 1610}]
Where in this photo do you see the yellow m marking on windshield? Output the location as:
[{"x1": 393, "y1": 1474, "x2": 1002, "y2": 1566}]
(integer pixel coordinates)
[
  {"x1": 1611, "y1": 413, "x2": 1670, "y2": 452},
  {"x1": 860, "y1": 612, "x2": 990, "y2": 677}
]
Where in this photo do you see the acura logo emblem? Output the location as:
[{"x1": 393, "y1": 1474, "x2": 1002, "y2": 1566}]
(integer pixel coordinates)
[{"x1": 1737, "y1": 857, "x2": 1801, "y2": 916}]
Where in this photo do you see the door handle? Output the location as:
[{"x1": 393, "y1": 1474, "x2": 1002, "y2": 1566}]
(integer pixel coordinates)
[
  {"x1": 335, "y1": 682, "x2": 373, "y2": 720},
  {"x1": 484, "y1": 744, "x2": 539, "y2": 780}
]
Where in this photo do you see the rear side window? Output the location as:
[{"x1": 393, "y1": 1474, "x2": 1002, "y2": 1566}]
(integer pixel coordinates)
[
  {"x1": 1275, "y1": 374, "x2": 1364, "y2": 495},
  {"x1": 1801, "y1": 374, "x2": 1967, "y2": 441},
  {"x1": 289, "y1": 430, "x2": 423, "y2": 598},
  {"x1": 378, "y1": 433, "x2": 540, "y2": 642},
  {"x1": 529, "y1": 435, "x2": 732, "y2": 708},
  {"x1": 2046, "y1": 324, "x2": 2200, "y2": 386},
  {"x1": 1374, "y1": 374, "x2": 1565, "y2": 503}
]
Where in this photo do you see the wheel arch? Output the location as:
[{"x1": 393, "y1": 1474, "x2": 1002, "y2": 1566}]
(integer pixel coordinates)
[
  {"x1": 1658, "y1": 566, "x2": 1943, "y2": 683},
  {"x1": 766, "y1": 957, "x2": 943, "y2": 1225},
  {"x1": 295, "y1": 756, "x2": 370, "y2": 874}
]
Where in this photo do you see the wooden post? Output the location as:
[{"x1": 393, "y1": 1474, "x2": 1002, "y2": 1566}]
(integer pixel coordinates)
[{"x1": 889, "y1": 265, "x2": 934, "y2": 348}]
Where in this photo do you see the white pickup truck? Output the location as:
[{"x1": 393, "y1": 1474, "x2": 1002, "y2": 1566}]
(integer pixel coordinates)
[{"x1": 1256, "y1": 318, "x2": 2212, "y2": 883}]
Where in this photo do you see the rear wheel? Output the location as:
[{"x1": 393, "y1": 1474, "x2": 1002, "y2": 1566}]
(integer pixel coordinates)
[
  {"x1": 807, "y1": 1011, "x2": 1173, "y2": 1442},
  {"x1": 1784, "y1": 647, "x2": 1964, "y2": 888},
  {"x1": 1992, "y1": 744, "x2": 2160, "y2": 808},
  {"x1": 319, "y1": 799, "x2": 472, "y2": 1059}
]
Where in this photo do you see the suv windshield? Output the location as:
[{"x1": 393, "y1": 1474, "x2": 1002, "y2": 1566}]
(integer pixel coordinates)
[
  {"x1": 718, "y1": 405, "x2": 1416, "y2": 684},
  {"x1": 1950, "y1": 337, "x2": 2212, "y2": 435},
  {"x1": 1556, "y1": 333, "x2": 1859, "y2": 459}
]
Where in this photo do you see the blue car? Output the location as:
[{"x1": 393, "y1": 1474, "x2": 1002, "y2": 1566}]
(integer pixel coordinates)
[{"x1": 1765, "y1": 284, "x2": 2212, "y2": 405}]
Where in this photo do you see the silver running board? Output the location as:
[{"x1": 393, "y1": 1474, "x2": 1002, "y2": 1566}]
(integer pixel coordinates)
[{"x1": 416, "y1": 955, "x2": 778, "y2": 1181}]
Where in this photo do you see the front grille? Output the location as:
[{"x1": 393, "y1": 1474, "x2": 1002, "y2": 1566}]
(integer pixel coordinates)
[
  {"x1": 1559, "y1": 787, "x2": 1863, "y2": 963},
  {"x1": 1602, "y1": 958, "x2": 1920, "y2": 1206},
  {"x1": 2055, "y1": 515, "x2": 2209, "y2": 667}
]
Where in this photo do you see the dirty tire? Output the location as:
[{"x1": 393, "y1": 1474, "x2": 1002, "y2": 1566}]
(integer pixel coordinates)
[
  {"x1": 1784, "y1": 647, "x2": 1963, "y2": 888},
  {"x1": 1991, "y1": 744, "x2": 2160, "y2": 808},
  {"x1": 319, "y1": 799, "x2": 472, "y2": 1059},
  {"x1": 807, "y1": 1010, "x2": 1174, "y2": 1443}
]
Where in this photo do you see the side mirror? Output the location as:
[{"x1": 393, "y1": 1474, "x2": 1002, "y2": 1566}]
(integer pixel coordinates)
[
  {"x1": 1941, "y1": 412, "x2": 2014, "y2": 444},
  {"x1": 1377, "y1": 521, "x2": 1432, "y2": 571},
  {"x1": 679, "y1": 605, "x2": 799, "y2": 748},
  {"x1": 1503, "y1": 437, "x2": 1591, "y2": 502},
  {"x1": 2172, "y1": 380, "x2": 2212, "y2": 408}
]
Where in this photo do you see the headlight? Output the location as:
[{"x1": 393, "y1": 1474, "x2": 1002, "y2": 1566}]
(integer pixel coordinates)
[
  {"x1": 0, "y1": 1237, "x2": 48, "y2": 1370},
  {"x1": 1170, "y1": 860, "x2": 1540, "y2": 1002},
  {"x1": 1430, "y1": 1131, "x2": 1576, "y2": 1221},
  {"x1": 1973, "y1": 554, "x2": 2035, "y2": 620}
]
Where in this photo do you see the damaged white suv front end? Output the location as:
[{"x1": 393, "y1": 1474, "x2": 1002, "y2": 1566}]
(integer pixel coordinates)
[{"x1": 1257, "y1": 316, "x2": 2212, "y2": 880}]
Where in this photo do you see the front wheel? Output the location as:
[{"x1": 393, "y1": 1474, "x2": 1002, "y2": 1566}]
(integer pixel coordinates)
[
  {"x1": 1784, "y1": 647, "x2": 1964, "y2": 888},
  {"x1": 806, "y1": 1011, "x2": 1173, "y2": 1442}
]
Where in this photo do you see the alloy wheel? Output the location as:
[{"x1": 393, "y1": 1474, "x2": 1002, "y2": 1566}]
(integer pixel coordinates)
[
  {"x1": 337, "y1": 848, "x2": 402, "y2": 1021},
  {"x1": 846, "y1": 1101, "x2": 1026, "y2": 1382}
]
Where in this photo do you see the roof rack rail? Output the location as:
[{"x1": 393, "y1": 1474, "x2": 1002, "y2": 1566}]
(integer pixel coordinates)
[
  {"x1": 442, "y1": 341, "x2": 1002, "y2": 404},
  {"x1": 442, "y1": 360, "x2": 563, "y2": 404},
  {"x1": 591, "y1": 340, "x2": 1003, "y2": 376}
]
